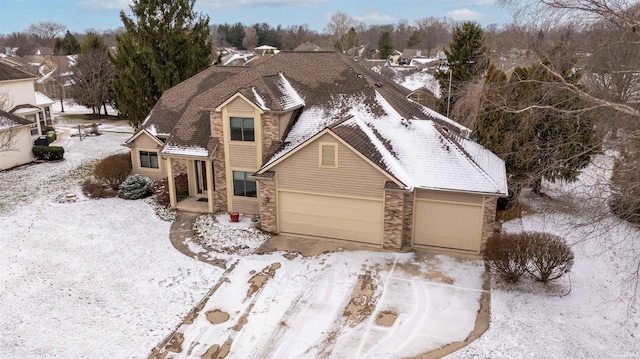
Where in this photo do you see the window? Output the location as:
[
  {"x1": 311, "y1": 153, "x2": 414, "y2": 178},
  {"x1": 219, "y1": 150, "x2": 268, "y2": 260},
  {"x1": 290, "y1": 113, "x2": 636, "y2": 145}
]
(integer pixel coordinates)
[
  {"x1": 319, "y1": 143, "x2": 337, "y2": 168},
  {"x1": 139, "y1": 151, "x2": 159, "y2": 169},
  {"x1": 233, "y1": 171, "x2": 257, "y2": 197},
  {"x1": 230, "y1": 117, "x2": 255, "y2": 142}
]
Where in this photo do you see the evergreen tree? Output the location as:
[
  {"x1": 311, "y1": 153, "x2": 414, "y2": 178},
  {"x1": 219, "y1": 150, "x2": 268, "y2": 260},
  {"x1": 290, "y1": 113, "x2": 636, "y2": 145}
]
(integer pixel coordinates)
[
  {"x1": 54, "y1": 30, "x2": 80, "y2": 55},
  {"x1": 111, "y1": 0, "x2": 212, "y2": 126},
  {"x1": 475, "y1": 53, "x2": 598, "y2": 208},
  {"x1": 81, "y1": 32, "x2": 107, "y2": 53},
  {"x1": 407, "y1": 30, "x2": 422, "y2": 48},
  {"x1": 378, "y1": 31, "x2": 394, "y2": 59},
  {"x1": 435, "y1": 22, "x2": 488, "y2": 116},
  {"x1": 340, "y1": 27, "x2": 358, "y2": 52}
]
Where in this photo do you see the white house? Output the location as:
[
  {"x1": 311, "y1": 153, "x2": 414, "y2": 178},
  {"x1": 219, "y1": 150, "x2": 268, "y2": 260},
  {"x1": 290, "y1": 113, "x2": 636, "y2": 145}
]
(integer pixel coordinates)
[{"x1": 0, "y1": 110, "x2": 34, "y2": 170}]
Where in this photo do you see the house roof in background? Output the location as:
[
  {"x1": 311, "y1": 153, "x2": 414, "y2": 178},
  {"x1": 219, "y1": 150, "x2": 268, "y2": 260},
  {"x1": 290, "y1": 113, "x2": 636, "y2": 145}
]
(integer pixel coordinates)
[{"x1": 0, "y1": 61, "x2": 37, "y2": 82}]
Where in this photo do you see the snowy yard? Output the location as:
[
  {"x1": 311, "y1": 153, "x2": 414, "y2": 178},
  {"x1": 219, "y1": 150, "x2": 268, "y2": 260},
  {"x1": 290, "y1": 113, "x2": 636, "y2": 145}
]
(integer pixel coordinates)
[{"x1": 1, "y1": 101, "x2": 639, "y2": 358}]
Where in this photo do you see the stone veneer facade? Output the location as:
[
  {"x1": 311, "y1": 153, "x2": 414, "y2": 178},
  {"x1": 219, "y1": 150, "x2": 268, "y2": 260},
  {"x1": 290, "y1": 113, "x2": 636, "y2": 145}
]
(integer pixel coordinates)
[
  {"x1": 480, "y1": 196, "x2": 498, "y2": 253},
  {"x1": 256, "y1": 172, "x2": 277, "y2": 233},
  {"x1": 261, "y1": 114, "x2": 279, "y2": 161},
  {"x1": 402, "y1": 191, "x2": 414, "y2": 248},
  {"x1": 382, "y1": 186, "x2": 405, "y2": 250}
]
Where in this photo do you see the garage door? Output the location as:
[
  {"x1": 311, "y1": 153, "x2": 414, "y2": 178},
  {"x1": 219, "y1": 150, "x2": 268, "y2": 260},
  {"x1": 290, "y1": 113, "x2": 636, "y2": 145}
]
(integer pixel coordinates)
[
  {"x1": 413, "y1": 199, "x2": 483, "y2": 252},
  {"x1": 278, "y1": 191, "x2": 383, "y2": 245}
]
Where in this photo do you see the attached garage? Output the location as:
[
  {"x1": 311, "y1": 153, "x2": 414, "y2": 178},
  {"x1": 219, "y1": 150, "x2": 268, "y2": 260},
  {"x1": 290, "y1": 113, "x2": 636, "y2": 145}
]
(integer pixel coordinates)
[
  {"x1": 413, "y1": 190, "x2": 485, "y2": 253},
  {"x1": 278, "y1": 191, "x2": 383, "y2": 245}
]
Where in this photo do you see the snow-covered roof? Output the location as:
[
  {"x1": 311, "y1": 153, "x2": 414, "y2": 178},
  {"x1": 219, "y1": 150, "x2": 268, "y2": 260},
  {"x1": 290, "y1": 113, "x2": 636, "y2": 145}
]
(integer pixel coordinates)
[
  {"x1": 35, "y1": 91, "x2": 54, "y2": 106},
  {"x1": 275, "y1": 73, "x2": 304, "y2": 110},
  {"x1": 0, "y1": 110, "x2": 32, "y2": 130},
  {"x1": 262, "y1": 92, "x2": 507, "y2": 196},
  {"x1": 161, "y1": 144, "x2": 209, "y2": 157},
  {"x1": 11, "y1": 105, "x2": 41, "y2": 114}
]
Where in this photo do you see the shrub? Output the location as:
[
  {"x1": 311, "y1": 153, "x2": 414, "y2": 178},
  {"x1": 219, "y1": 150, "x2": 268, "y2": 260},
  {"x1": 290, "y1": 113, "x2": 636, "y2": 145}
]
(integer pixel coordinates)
[
  {"x1": 118, "y1": 174, "x2": 153, "y2": 199},
  {"x1": 42, "y1": 125, "x2": 55, "y2": 133},
  {"x1": 82, "y1": 179, "x2": 117, "y2": 198},
  {"x1": 484, "y1": 233, "x2": 530, "y2": 282},
  {"x1": 46, "y1": 131, "x2": 57, "y2": 143},
  {"x1": 94, "y1": 153, "x2": 132, "y2": 190},
  {"x1": 484, "y1": 231, "x2": 574, "y2": 284},
  {"x1": 32, "y1": 145, "x2": 64, "y2": 160},
  {"x1": 525, "y1": 232, "x2": 574, "y2": 283}
]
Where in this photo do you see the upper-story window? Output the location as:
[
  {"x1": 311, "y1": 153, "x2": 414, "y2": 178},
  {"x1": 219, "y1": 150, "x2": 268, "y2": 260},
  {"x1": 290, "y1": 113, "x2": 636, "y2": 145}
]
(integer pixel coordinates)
[{"x1": 230, "y1": 117, "x2": 254, "y2": 142}]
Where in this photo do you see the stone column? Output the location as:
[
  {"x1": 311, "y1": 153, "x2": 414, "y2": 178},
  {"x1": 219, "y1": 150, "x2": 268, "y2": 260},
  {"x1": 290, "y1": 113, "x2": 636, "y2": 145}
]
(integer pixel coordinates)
[
  {"x1": 383, "y1": 182, "x2": 406, "y2": 250},
  {"x1": 402, "y1": 191, "x2": 414, "y2": 248},
  {"x1": 255, "y1": 171, "x2": 277, "y2": 233},
  {"x1": 481, "y1": 196, "x2": 498, "y2": 253}
]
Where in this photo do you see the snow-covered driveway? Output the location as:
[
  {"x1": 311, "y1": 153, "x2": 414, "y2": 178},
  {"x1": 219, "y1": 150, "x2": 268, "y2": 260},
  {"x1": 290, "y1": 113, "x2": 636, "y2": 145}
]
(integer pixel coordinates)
[{"x1": 151, "y1": 250, "x2": 485, "y2": 359}]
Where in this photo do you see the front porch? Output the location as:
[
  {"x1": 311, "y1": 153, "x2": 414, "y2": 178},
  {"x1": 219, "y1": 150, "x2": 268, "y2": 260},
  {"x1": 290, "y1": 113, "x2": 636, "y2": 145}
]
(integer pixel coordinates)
[{"x1": 175, "y1": 196, "x2": 211, "y2": 213}]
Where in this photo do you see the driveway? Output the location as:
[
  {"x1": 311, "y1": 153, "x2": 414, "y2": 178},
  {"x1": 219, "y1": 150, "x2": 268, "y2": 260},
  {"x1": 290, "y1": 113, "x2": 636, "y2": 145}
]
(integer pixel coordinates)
[{"x1": 153, "y1": 214, "x2": 489, "y2": 359}]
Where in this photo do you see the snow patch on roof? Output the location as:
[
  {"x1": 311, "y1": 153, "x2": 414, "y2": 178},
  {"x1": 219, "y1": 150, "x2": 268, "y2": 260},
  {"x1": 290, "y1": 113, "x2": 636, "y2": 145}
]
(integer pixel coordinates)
[
  {"x1": 398, "y1": 70, "x2": 441, "y2": 97},
  {"x1": 0, "y1": 114, "x2": 29, "y2": 130},
  {"x1": 35, "y1": 91, "x2": 54, "y2": 106},
  {"x1": 252, "y1": 87, "x2": 269, "y2": 111},
  {"x1": 12, "y1": 106, "x2": 40, "y2": 114},
  {"x1": 141, "y1": 110, "x2": 154, "y2": 127},
  {"x1": 264, "y1": 92, "x2": 506, "y2": 195},
  {"x1": 277, "y1": 73, "x2": 305, "y2": 110},
  {"x1": 161, "y1": 144, "x2": 208, "y2": 157},
  {"x1": 146, "y1": 124, "x2": 169, "y2": 137}
]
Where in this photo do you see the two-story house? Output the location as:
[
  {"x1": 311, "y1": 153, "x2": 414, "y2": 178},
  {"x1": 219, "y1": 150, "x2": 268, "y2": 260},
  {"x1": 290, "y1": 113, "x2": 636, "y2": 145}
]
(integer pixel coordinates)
[
  {"x1": 125, "y1": 51, "x2": 507, "y2": 254},
  {"x1": 0, "y1": 60, "x2": 55, "y2": 137}
]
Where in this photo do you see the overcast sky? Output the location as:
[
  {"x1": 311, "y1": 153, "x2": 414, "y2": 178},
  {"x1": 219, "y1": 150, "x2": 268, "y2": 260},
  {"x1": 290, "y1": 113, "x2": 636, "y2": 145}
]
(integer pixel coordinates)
[{"x1": 0, "y1": 0, "x2": 509, "y2": 35}]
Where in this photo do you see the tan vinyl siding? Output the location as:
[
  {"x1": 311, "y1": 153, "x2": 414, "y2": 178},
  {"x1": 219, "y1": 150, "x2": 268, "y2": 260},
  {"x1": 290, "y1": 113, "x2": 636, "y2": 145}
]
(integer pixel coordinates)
[
  {"x1": 232, "y1": 196, "x2": 259, "y2": 215},
  {"x1": 227, "y1": 97, "x2": 255, "y2": 116},
  {"x1": 415, "y1": 189, "x2": 484, "y2": 204},
  {"x1": 278, "y1": 111, "x2": 294, "y2": 139},
  {"x1": 273, "y1": 133, "x2": 388, "y2": 199},
  {"x1": 130, "y1": 132, "x2": 164, "y2": 181},
  {"x1": 229, "y1": 142, "x2": 258, "y2": 169}
]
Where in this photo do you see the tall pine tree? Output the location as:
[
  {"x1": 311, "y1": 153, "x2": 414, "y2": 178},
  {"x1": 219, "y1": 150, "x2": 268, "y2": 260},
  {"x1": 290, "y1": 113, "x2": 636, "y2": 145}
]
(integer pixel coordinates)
[
  {"x1": 111, "y1": 0, "x2": 212, "y2": 126},
  {"x1": 435, "y1": 22, "x2": 488, "y2": 116},
  {"x1": 378, "y1": 32, "x2": 394, "y2": 59},
  {"x1": 475, "y1": 48, "x2": 597, "y2": 208}
]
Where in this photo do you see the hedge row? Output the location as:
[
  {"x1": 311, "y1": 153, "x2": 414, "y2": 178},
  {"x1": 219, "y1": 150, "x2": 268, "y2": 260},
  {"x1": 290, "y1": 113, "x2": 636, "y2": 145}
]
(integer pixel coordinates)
[{"x1": 32, "y1": 145, "x2": 64, "y2": 160}]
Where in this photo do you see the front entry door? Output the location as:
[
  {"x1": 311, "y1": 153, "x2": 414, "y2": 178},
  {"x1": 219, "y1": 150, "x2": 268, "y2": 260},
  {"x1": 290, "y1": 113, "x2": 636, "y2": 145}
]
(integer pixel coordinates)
[{"x1": 195, "y1": 160, "x2": 207, "y2": 194}]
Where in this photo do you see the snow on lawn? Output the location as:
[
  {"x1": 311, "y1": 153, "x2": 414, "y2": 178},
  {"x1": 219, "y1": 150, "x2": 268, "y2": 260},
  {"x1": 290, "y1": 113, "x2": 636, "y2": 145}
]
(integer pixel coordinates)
[
  {"x1": 0, "y1": 133, "x2": 223, "y2": 358},
  {"x1": 448, "y1": 153, "x2": 640, "y2": 359},
  {"x1": 193, "y1": 213, "x2": 271, "y2": 256}
]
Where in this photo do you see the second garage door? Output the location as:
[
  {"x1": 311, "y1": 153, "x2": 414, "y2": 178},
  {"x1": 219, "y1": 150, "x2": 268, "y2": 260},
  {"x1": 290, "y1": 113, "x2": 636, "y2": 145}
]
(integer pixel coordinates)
[
  {"x1": 413, "y1": 198, "x2": 484, "y2": 253},
  {"x1": 278, "y1": 191, "x2": 383, "y2": 245}
]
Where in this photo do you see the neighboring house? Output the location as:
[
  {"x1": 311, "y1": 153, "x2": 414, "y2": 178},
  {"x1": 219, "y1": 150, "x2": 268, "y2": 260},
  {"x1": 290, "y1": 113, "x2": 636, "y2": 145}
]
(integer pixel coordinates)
[
  {"x1": 0, "y1": 61, "x2": 55, "y2": 138},
  {"x1": 0, "y1": 110, "x2": 34, "y2": 170},
  {"x1": 36, "y1": 55, "x2": 76, "y2": 100},
  {"x1": 408, "y1": 87, "x2": 438, "y2": 111},
  {"x1": 126, "y1": 51, "x2": 507, "y2": 254}
]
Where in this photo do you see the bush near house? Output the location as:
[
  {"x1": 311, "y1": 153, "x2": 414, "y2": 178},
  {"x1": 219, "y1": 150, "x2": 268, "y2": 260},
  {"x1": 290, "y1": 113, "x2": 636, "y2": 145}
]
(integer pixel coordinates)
[
  {"x1": 118, "y1": 174, "x2": 153, "y2": 199},
  {"x1": 93, "y1": 153, "x2": 132, "y2": 190},
  {"x1": 82, "y1": 179, "x2": 117, "y2": 198},
  {"x1": 484, "y1": 231, "x2": 574, "y2": 283},
  {"x1": 32, "y1": 145, "x2": 64, "y2": 160}
]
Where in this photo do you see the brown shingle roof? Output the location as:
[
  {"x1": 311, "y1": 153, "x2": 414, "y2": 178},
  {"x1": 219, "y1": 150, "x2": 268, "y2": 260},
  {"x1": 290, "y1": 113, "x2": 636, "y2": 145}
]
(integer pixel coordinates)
[
  {"x1": 0, "y1": 110, "x2": 32, "y2": 129},
  {"x1": 0, "y1": 61, "x2": 36, "y2": 81},
  {"x1": 141, "y1": 51, "x2": 467, "y2": 154}
]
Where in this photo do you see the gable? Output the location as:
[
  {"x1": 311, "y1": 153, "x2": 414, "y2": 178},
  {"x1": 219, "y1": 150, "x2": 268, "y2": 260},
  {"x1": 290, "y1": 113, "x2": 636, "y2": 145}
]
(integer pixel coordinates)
[
  {"x1": 125, "y1": 129, "x2": 164, "y2": 147},
  {"x1": 268, "y1": 132, "x2": 394, "y2": 199},
  {"x1": 215, "y1": 92, "x2": 264, "y2": 114}
]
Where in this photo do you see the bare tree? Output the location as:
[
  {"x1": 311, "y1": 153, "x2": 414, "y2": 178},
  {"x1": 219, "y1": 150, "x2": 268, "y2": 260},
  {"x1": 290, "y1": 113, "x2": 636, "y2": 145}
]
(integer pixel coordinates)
[
  {"x1": 0, "y1": 89, "x2": 14, "y2": 112},
  {"x1": 242, "y1": 27, "x2": 258, "y2": 50},
  {"x1": 70, "y1": 50, "x2": 113, "y2": 115},
  {"x1": 27, "y1": 21, "x2": 67, "y2": 47}
]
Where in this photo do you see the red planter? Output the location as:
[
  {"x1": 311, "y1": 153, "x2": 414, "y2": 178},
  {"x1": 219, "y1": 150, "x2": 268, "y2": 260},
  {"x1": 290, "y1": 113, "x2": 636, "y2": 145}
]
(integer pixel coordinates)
[{"x1": 230, "y1": 212, "x2": 240, "y2": 222}]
